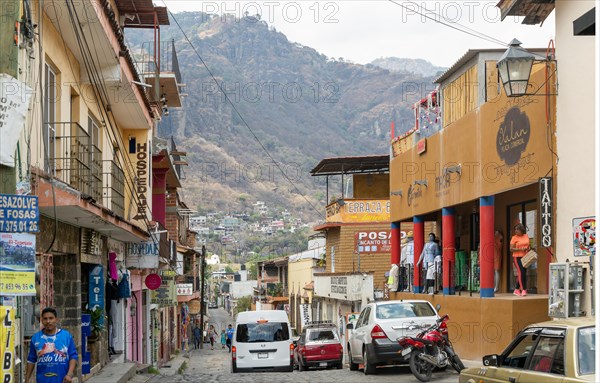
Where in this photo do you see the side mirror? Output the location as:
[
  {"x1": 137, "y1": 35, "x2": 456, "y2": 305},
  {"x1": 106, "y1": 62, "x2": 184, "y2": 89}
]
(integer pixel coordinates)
[
  {"x1": 346, "y1": 323, "x2": 354, "y2": 330},
  {"x1": 483, "y1": 354, "x2": 499, "y2": 367},
  {"x1": 435, "y1": 304, "x2": 441, "y2": 312}
]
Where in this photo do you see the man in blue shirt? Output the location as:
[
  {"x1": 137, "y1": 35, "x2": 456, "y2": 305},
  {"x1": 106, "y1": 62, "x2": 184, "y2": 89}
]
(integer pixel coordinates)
[
  {"x1": 226, "y1": 324, "x2": 234, "y2": 353},
  {"x1": 25, "y1": 307, "x2": 78, "y2": 383}
]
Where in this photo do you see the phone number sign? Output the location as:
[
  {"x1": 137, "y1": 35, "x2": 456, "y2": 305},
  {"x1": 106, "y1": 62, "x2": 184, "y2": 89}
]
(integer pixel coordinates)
[{"x1": 0, "y1": 194, "x2": 39, "y2": 233}]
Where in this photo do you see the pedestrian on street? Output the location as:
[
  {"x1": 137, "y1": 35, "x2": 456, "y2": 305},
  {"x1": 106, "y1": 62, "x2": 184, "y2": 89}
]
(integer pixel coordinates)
[
  {"x1": 193, "y1": 325, "x2": 202, "y2": 349},
  {"x1": 220, "y1": 329, "x2": 226, "y2": 349},
  {"x1": 209, "y1": 325, "x2": 217, "y2": 350},
  {"x1": 226, "y1": 324, "x2": 234, "y2": 352},
  {"x1": 25, "y1": 307, "x2": 78, "y2": 383}
]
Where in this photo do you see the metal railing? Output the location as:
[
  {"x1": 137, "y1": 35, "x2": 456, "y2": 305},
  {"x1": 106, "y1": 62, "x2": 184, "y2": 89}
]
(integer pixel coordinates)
[
  {"x1": 103, "y1": 160, "x2": 125, "y2": 217},
  {"x1": 48, "y1": 122, "x2": 102, "y2": 202},
  {"x1": 135, "y1": 39, "x2": 182, "y2": 83}
]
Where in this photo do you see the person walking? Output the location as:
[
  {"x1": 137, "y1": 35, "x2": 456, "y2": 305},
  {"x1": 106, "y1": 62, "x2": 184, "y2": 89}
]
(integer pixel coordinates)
[
  {"x1": 510, "y1": 223, "x2": 530, "y2": 296},
  {"x1": 220, "y1": 329, "x2": 226, "y2": 349},
  {"x1": 226, "y1": 324, "x2": 234, "y2": 352},
  {"x1": 193, "y1": 325, "x2": 202, "y2": 350},
  {"x1": 208, "y1": 325, "x2": 217, "y2": 350},
  {"x1": 25, "y1": 307, "x2": 78, "y2": 383}
]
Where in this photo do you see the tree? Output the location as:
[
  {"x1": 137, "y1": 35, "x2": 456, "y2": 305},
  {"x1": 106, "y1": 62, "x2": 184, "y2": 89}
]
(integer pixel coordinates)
[
  {"x1": 225, "y1": 265, "x2": 234, "y2": 273},
  {"x1": 247, "y1": 262, "x2": 258, "y2": 280},
  {"x1": 234, "y1": 296, "x2": 252, "y2": 315}
]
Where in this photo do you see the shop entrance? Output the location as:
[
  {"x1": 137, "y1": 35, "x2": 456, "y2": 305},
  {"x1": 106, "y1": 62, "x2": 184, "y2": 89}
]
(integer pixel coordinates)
[{"x1": 506, "y1": 200, "x2": 538, "y2": 293}]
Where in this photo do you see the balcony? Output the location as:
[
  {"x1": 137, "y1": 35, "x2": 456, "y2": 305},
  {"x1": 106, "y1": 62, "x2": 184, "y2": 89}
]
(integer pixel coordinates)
[
  {"x1": 103, "y1": 160, "x2": 125, "y2": 217},
  {"x1": 325, "y1": 199, "x2": 390, "y2": 223},
  {"x1": 48, "y1": 122, "x2": 103, "y2": 203},
  {"x1": 135, "y1": 40, "x2": 183, "y2": 108}
]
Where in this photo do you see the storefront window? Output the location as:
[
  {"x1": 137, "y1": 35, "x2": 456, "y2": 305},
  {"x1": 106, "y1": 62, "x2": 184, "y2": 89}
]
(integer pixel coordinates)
[{"x1": 507, "y1": 201, "x2": 537, "y2": 293}]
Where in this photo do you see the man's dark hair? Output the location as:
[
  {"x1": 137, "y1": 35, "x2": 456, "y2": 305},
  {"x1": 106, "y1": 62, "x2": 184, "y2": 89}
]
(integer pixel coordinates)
[{"x1": 41, "y1": 307, "x2": 58, "y2": 317}]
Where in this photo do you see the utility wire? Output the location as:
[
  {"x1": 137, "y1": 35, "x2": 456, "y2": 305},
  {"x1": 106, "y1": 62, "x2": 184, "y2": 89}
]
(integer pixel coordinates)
[
  {"x1": 387, "y1": 0, "x2": 508, "y2": 47},
  {"x1": 161, "y1": 2, "x2": 325, "y2": 221}
]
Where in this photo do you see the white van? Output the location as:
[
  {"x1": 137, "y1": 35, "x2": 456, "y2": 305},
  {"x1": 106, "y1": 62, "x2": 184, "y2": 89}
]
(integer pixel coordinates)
[{"x1": 232, "y1": 310, "x2": 294, "y2": 373}]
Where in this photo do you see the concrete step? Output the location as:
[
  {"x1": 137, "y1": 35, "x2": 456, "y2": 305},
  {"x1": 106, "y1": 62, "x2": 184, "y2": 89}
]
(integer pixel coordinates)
[{"x1": 86, "y1": 362, "x2": 137, "y2": 383}]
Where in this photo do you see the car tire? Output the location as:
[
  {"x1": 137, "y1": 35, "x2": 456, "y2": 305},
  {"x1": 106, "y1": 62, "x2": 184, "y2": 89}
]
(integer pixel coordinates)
[
  {"x1": 362, "y1": 348, "x2": 376, "y2": 375},
  {"x1": 348, "y1": 346, "x2": 359, "y2": 371}
]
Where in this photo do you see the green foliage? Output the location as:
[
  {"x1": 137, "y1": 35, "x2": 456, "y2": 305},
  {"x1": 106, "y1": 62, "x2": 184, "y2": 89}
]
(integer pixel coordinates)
[
  {"x1": 225, "y1": 265, "x2": 234, "y2": 273},
  {"x1": 247, "y1": 262, "x2": 258, "y2": 280},
  {"x1": 234, "y1": 296, "x2": 253, "y2": 315},
  {"x1": 148, "y1": 367, "x2": 160, "y2": 375},
  {"x1": 87, "y1": 306, "x2": 105, "y2": 335},
  {"x1": 178, "y1": 361, "x2": 188, "y2": 374}
]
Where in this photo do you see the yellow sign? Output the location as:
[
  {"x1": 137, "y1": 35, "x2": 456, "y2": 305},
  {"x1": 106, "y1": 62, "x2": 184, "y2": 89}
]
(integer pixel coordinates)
[
  {"x1": 0, "y1": 306, "x2": 15, "y2": 383},
  {"x1": 326, "y1": 199, "x2": 390, "y2": 223}
]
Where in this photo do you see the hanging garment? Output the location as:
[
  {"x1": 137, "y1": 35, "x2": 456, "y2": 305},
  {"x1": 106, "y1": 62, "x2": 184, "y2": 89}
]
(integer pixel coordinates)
[{"x1": 118, "y1": 272, "x2": 131, "y2": 298}]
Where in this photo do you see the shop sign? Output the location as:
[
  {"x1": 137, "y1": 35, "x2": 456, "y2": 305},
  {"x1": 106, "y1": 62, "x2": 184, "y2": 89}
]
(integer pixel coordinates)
[
  {"x1": 0, "y1": 306, "x2": 15, "y2": 383},
  {"x1": 0, "y1": 74, "x2": 33, "y2": 168},
  {"x1": 176, "y1": 283, "x2": 193, "y2": 296},
  {"x1": 126, "y1": 238, "x2": 159, "y2": 269},
  {"x1": 0, "y1": 194, "x2": 39, "y2": 232},
  {"x1": 81, "y1": 314, "x2": 91, "y2": 374},
  {"x1": 188, "y1": 299, "x2": 200, "y2": 314},
  {"x1": 314, "y1": 274, "x2": 373, "y2": 301},
  {"x1": 496, "y1": 107, "x2": 530, "y2": 166},
  {"x1": 300, "y1": 303, "x2": 312, "y2": 326},
  {"x1": 355, "y1": 230, "x2": 392, "y2": 253},
  {"x1": 132, "y1": 141, "x2": 149, "y2": 220},
  {"x1": 145, "y1": 273, "x2": 162, "y2": 290},
  {"x1": 0, "y1": 233, "x2": 36, "y2": 296},
  {"x1": 89, "y1": 265, "x2": 105, "y2": 326},
  {"x1": 81, "y1": 228, "x2": 102, "y2": 258},
  {"x1": 151, "y1": 270, "x2": 177, "y2": 306},
  {"x1": 540, "y1": 177, "x2": 552, "y2": 248}
]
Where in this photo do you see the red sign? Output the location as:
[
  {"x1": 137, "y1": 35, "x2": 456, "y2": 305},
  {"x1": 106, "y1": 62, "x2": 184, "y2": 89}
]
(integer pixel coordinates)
[
  {"x1": 355, "y1": 230, "x2": 392, "y2": 253},
  {"x1": 417, "y1": 138, "x2": 427, "y2": 154},
  {"x1": 145, "y1": 273, "x2": 162, "y2": 290}
]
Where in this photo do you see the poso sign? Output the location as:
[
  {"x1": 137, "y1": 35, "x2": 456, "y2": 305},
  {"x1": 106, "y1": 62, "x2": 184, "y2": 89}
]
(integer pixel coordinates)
[{"x1": 355, "y1": 230, "x2": 392, "y2": 254}]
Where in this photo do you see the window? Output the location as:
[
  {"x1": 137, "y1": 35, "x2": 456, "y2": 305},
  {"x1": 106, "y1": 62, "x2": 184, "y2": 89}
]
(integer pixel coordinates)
[
  {"x1": 43, "y1": 63, "x2": 57, "y2": 173},
  {"x1": 578, "y1": 327, "x2": 596, "y2": 375},
  {"x1": 308, "y1": 329, "x2": 338, "y2": 342},
  {"x1": 529, "y1": 336, "x2": 564, "y2": 374},
  {"x1": 236, "y1": 322, "x2": 289, "y2": 343},
  {"x1": 376, "y1": 302, "x2": 436, "y2": 319},
  {"x1": 501, "y1": 334, "x2": 538, "y2": 369}
]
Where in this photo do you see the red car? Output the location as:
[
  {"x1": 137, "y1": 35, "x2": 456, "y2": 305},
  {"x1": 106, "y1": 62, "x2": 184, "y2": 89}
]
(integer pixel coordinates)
[{"x1": 295, "y1": 322, "x2": 343, "y2": 371}]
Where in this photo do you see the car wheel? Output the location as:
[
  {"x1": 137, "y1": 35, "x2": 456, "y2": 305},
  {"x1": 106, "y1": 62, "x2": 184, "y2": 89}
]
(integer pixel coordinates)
[
  {"x1": 348, "y1": 346, "x2": 359, "y2": 371},
  {"x1": 362, "y1": 348, "x2": 376, "y2": 375}
]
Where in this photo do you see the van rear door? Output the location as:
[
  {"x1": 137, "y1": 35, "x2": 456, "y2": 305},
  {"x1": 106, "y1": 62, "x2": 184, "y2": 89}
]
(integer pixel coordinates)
[{"x1": 235, "y1": 320, "x2": 291, "y2": 369}]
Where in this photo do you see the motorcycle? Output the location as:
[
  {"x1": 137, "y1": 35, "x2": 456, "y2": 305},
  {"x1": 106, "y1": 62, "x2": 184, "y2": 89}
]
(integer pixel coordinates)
[{"x1": 397, "y1": 314, "x2": 465, "y2": 382}]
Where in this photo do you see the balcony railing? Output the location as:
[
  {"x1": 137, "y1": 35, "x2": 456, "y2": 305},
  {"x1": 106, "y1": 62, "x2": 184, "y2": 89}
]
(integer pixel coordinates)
[
  {"x1": 135, "y1": 39, "x2": 182, "y2": 84},
  {"x1": 103, "y1": 160, "x2": 125, "y2": 217},
  {"x1": 49, "y1": 122, "x2": 102, "y2": 203}
]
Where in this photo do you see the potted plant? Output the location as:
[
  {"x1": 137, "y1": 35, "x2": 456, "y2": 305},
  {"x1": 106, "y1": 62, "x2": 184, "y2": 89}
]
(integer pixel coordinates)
[{"x1": 86, "y1": 306, "x2": 105, "y2": 342}]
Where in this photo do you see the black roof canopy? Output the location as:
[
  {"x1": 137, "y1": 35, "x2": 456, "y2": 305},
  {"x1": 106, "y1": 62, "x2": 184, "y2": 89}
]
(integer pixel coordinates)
[{"x1": 310, "y1": 155, "x2": 389, "y2": 176}]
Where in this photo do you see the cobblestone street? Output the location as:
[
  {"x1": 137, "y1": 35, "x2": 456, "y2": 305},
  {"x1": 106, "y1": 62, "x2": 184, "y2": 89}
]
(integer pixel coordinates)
[{"x1": 141, "y1": 346, "x2": 466, "y2": 383}]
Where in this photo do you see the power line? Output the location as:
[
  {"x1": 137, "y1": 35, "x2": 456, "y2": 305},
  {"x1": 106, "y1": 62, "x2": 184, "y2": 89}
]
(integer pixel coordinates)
[{"x1": 161, "y1": 2, "x2": 325, "y2": 221}]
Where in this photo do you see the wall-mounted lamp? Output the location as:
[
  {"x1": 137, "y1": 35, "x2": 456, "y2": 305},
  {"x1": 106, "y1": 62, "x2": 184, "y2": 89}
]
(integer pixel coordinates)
[
  {"x1": 497, "y1": 38, "x2": 557, "y2": 97},
  {"x1": 391, "y1": 190, "x2": 403, "y2": 197},
  {"x1": 413, "y1": 180, "x2": 428, "y2": 188},
  {"x1": 443, "y1": 164, "x2": 462, "y2": 177}
]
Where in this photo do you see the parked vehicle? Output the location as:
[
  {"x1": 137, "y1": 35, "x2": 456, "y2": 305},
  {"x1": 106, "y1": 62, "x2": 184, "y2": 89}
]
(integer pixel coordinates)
[
  {"x1": 398, "y1": 314, "x2": 465, "y2": 382},
  {"x1": 295, "y1": 321, "x2": 343, "y2": 371},
  {"x1": 231, "y1": 310, "x2": 294, "y2": 373},
  {"x1": 459, "y1": 317, "x2": 596, "y2": 383},
  {"x1": 347, "y1": 300, "x2": 439, "y2": 375}
]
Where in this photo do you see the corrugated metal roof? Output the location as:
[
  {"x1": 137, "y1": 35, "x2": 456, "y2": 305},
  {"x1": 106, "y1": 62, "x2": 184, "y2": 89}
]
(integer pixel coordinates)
[
  {"x1": 115, "y1": 0, "x2": 169, "y2": 26},
  {"x1": 310, "y1": 154, "x2": 389, "y2": 176}
]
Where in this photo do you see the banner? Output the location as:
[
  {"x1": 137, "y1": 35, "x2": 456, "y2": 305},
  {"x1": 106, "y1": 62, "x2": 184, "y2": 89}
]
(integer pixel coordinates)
[
  {"x1": 0, "y1": 306, "x2": 15, "y2": 383},
  {"x1": 0, "y1": 74, "x2": 33, "y2": 167},
  {"x1": 355, "y1": 230, "x2": 392, "y2": 254},
  {"x1": 89, "y1": 265, "x2": 105, "y2": 326},
  {"x1": 0, "y1": 233, "x2": 36, "y2": 295},
  {"x1": 299, "y1": 304, "x2": 312, "y2": 327}
]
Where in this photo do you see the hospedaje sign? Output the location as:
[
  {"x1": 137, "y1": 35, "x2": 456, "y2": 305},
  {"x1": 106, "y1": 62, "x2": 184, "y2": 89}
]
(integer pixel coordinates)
[
  {"x1": 0, "y1": 194, "x2": 39, "y2": 232},
  {"x1": 126, "y1": 238, "x2": 159, "y2": 269}
]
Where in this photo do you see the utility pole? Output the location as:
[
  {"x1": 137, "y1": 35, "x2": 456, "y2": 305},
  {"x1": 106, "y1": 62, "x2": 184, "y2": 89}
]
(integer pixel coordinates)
[{"x1": 199, "y1": 245, "x2": 206, "y2": 349}]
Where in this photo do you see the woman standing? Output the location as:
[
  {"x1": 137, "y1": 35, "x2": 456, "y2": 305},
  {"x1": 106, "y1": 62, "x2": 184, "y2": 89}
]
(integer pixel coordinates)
[
  {"x1": 208, "y1": 325, "x2": 217, "y2": 350},
  {"x1": 510, "y1": 224, "x2": 530, "y2": 296}
]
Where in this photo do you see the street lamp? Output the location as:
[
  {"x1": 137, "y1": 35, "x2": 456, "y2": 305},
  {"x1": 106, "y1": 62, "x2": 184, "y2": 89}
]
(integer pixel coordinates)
[{"x1": 497, "y1": 39, "x2": 535, "y2": 97}]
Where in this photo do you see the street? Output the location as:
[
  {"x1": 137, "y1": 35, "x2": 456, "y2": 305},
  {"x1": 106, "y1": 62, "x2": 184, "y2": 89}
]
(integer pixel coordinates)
[{"x1": 142, "y1": 308, "x2": 465, "y2": 383}]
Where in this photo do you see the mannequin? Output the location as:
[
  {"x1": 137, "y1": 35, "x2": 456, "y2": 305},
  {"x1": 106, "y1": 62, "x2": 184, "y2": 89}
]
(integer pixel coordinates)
[
  {"x1": 417, "y1": 233, "x2": 440, "y2": 294},
  {"x1": 387, "y1": 264, "x2": 399, "y2": 292}
]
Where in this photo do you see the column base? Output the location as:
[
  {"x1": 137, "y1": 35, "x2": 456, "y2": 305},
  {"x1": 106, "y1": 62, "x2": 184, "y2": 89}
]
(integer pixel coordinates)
[{"x1": 480, "y1": 287, "x2": 495, "y2": 298}]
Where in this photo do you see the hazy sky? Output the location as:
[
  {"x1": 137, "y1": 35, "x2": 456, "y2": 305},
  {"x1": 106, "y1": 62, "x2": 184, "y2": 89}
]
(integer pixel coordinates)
[{"x1": 162, "y1": 1, "x2": 556, "y2": 68}]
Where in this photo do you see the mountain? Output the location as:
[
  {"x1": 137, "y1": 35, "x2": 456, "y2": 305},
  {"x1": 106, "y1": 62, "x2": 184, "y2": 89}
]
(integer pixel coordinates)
[
  {"x1": 371, "y1": 57, "x2": 447, "y2": 78},
  {"x1": 128, "y1": 13, "x2": 439, "y2": 221}
]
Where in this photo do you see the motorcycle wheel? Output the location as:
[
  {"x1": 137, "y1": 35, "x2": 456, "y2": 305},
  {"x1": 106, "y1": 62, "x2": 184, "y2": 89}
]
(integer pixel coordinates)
[
  {"x1": 450, "y1": 354, "x2": 466, "y2": 373},
  {"x1": 409, "y1": 351, "x2": 433, "y2": 382}
]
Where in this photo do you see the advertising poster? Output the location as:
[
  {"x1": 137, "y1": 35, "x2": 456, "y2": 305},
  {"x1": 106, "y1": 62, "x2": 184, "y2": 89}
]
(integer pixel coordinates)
[
  {"x1": 355, "y1": 230, "x2": 392, "y2": 253},
  {"x1": 573, "y1": 217, "x2": 596, "y2": 256},
  {"x1": 0, "y1": 306, "x2": 15, "y2": 383},
  {"x1": 0, "y1": 233, "x2": 36, "y2": 295}
]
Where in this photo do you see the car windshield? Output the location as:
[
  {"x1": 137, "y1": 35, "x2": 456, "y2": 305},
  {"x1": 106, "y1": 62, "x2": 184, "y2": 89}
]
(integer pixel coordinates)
[
  {"x1": 236, "y1": 322, "x2": 290, "y2": 343},
  {"x1": 308, "y1": 329, "x2": 338, "y2": 342},
  {"x1": 376, "y1": 302, "x2": 436, "y2": 319},
  {"x1": 578, "y1": 326, "x2": 595, "y2": 375}
]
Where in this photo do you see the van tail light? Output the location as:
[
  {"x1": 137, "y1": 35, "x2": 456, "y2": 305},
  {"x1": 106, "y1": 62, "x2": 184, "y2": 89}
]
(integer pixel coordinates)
[
  {"x1": 370, "y1": 324, "x2": 388, "y2": 339},
  {"x1": 440, "y1": 321, "x2": 448, "y2": 336},
  {"x1": 232, "y1": 346, "x2": 237, "y2": 360},
  {"x1": 290, "y1": 344, "x2": 294, "y2": 364}
]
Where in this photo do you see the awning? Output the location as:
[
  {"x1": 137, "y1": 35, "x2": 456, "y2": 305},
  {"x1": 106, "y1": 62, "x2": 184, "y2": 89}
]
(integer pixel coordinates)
[
  {"x1": 303, "y1": 282, "x2": 314, "y2": 291},
  {"x1": 268, "y1": 296, "x2": 289, "y2": 304},
  {"x1": 177, "y1": 291, "x2": 200, "y2": 303}
]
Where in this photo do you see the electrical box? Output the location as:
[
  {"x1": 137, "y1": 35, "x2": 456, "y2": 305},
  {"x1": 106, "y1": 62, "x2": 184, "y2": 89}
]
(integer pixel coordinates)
[{"x1": 548, "y1": 263, "x2": 585, "y2": 318}]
